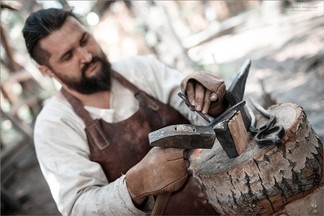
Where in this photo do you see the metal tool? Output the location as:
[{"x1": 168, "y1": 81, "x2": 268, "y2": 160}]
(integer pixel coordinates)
[
  {"x1": 149, "y1": 100, "x2": 245, "y2": 149},
  {"x1": 247, "y1": 99, "x2": 285, "y2": 146},
  {"x1": 227, "y1": 59, "x2": 251, "y2": 103},
  {"x1": 150, "y1": 60, "x2": 251, "y2": 216},
  {"x1": 149, "y1": 59, "x2": 251, "y2": 157},
  {"x1": 178, "y1": 92, "x2": 212, "y2": 123},
  {"x1": 225, "y1": 59, "x2": 251, "y2": 129},
  {"x1": 213, "y1": 59, "x2": 251, "y2": 157},
  {"x1": 177, "y1": 59, "x2": 251, "y2": 125}
]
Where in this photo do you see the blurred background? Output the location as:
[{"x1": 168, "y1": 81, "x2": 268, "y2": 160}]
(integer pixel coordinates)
[{"x1": 1, "y1": 0, "x2": 323, "y2": 215}]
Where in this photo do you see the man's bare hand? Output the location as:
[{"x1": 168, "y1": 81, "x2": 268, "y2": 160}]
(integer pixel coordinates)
[
  {"x1": 181, "y1": 72, "x2": 226, "y2": 117},
  {"x1": 185, "y1": 80, "x2": 218, "y2": 114}
]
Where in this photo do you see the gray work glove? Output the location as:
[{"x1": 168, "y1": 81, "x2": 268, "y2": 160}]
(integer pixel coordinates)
[{"x1": 126, "y1": 147, "x2": 188, "y2": 204}]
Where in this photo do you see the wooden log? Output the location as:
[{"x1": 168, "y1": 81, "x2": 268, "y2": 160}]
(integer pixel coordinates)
[
  {"x1": 276, "y1": 186, "x2": 323, "y2": 215},
  {"x1": 190, "y1": 103, "x2": 323, "y2": 215}
]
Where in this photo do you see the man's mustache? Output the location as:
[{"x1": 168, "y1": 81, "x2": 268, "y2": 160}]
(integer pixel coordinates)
[{"x1": 81, "y1": 56, "x2": 102, "y2": 75}]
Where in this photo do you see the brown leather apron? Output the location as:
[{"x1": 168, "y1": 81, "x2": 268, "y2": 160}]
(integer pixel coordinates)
[{"x1": 62, "y1": 71, "x2": 218, "y2": 215}]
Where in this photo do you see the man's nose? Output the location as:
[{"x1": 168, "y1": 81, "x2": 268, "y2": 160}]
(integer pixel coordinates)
[{"x1": 78, "y1": 48, "x2": 92, "y2": 63}]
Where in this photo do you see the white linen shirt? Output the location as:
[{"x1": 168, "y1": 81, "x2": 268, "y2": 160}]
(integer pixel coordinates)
[{"x1": 34, "y1": 55, "x2": 205, "y2": 216}]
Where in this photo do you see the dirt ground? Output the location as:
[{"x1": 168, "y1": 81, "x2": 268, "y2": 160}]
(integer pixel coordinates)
[{"x1": 2, "y1": 4, "x2": 323, "y2": 216}]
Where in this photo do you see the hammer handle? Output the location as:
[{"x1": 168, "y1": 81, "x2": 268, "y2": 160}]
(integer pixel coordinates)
[{"x1": 151, "y1": 192, "x2": 171, "y2": 215}]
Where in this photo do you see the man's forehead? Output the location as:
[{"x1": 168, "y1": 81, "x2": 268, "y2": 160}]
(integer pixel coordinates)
[{"x1": 39, "y1": 17, "x2": 85, "y2": 54}]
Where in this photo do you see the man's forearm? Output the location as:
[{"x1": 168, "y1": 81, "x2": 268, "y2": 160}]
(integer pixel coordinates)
[{"x1": 70, "y1": 176, "x2": 148, "y2": 216}]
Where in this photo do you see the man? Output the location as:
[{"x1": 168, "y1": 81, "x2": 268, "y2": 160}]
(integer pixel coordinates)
[{"x1": 23, "y1": 8, "x2": 226, "y2": 215}]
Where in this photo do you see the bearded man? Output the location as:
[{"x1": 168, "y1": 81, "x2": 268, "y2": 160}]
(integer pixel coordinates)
[{"x1": 23, "y1": 8, "x2": 225, "y2": 215}]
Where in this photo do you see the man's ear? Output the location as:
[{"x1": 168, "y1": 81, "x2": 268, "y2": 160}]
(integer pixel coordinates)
[{"x1": 38, "y1": 65, "x2": 55, "y2": 77}]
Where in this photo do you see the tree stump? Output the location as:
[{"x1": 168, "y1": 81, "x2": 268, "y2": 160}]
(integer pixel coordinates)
[{"x1": 190, "y1": 103, "x2": 323, "y2": 215}]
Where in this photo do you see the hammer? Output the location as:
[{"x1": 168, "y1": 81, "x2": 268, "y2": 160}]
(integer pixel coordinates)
[
  {"x1": 149, "y1": 100, "x2": 246, "y2": 150},
  {"x1": 149, "y1": 59, "x2": 251, "y2": 154},
  {"x1": 148, "y1": 59, "x2": 251, "y2": 215},
  {"x1": 148, "y1": 100, "x2": 245, "y2": 215}
]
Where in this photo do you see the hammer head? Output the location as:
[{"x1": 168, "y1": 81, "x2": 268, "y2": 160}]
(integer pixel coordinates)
[{"x1": 149, "y1": 124, "x2": 215, "y2": 149}]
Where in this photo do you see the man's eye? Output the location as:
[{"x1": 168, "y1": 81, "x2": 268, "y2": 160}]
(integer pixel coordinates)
[
  {"x1": 80, "y1": 36, "x2": 88, "y2": 46},
  {"x1": 63, "y1": 53, "x2": 72, "y2": 61}
]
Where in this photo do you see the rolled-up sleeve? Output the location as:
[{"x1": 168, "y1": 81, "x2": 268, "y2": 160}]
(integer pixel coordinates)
[{"x1": 71, "y1": 176, "x2": 147, "y2": 216}]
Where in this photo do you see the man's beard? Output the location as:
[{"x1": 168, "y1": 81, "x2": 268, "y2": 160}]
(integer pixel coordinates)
[{"x1": 55, "y1": 56, "x2": 112, "y2": 94}]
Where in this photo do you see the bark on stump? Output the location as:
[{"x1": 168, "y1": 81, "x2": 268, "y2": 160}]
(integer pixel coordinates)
[{"x1": 190, "y1": 103, "x2": 323, "y2": 215}]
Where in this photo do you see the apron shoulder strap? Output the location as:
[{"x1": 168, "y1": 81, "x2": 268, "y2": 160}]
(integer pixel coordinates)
[
  {"x1": 61, "y1": 88, "x2": 110, "y2": 148},
  {"x1": 61, "y1": 88, "x2": 94, "y2": 126}
]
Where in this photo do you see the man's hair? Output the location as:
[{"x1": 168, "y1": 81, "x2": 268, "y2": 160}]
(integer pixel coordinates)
[{"x1": 22, "y1": 8, "x2": 78, "y2": 65}]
